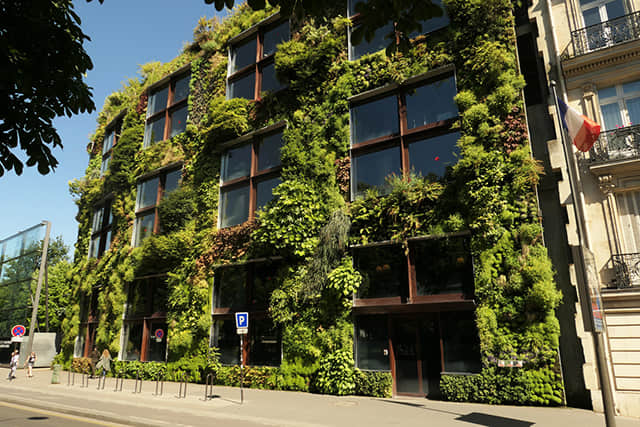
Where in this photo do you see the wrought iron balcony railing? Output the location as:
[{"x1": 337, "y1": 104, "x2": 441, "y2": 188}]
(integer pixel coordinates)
[
  {"x1": 611, "y1": 253, "x2": 640, "y2": 288},
  {"x1": 586, "y1": 123, "x2": 640, "y2": 163},
  {"x1": 567, "y1": 11, "x2": 640, "y2": 58}
]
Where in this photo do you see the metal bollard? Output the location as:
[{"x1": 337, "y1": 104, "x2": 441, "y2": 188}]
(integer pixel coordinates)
[
  {"x1": 82, "y1": 372, "x2": 89, "y2": 388},
  {"x1": 154, "y1": 372, "x2": 164, "y2": 396},
  {"x1": 67, "y1": 370, "x2": 75, "y2": 386},
  {"x1": 97, "y1": 373, "x2": 106, "y2": 390},
  {"x1": 133, "y1": 369, "x2": 142, "y2": 394},
  {"x1": 177, "y1": 372, "x2": 187, "y2": 398},
  {"x1": 204, "y1": 373, "x2": 214, "y2": 401},
  {"x1": 113, "y1": 370, "x2": 124, "y2": 392}
]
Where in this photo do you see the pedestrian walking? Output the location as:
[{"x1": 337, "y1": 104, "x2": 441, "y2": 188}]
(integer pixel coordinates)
[
  {"x1": 24, "y1": 352, "x2": 36, "y2": 378},
  {"x1": 96, "y1": 349, "x2": 112, "y2": 378},
  {"x1": 7, "y1": 350, "x2": 19, "y2": 380},
  {"x1": 89, "y1": 346, "x2": 99, "y2": 378}
]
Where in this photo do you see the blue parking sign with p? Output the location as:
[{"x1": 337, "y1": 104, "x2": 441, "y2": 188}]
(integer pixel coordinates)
[{"x1": 235, "y1": 312, "x2": 249, "y2": 329}]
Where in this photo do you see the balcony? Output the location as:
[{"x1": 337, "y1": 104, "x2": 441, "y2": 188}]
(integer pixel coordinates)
[
  {"x1": 586, "y1": 124, "x2": 640, "y2": 164},
  {"x1": 565, "y1": 11, "x2": 640, "y2": 59},
  {"x1": 611, "y1": 253, "x2": 640, "y2": 288}
]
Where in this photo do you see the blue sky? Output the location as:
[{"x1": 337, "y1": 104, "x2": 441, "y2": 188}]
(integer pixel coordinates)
[{"x1": 0, "y1": 0, "x2": 227, "y2": 254}]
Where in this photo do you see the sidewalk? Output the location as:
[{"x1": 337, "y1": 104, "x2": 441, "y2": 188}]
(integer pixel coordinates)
[{"x1": 1, "y1": 367, "x2": 639, "y2": 427}]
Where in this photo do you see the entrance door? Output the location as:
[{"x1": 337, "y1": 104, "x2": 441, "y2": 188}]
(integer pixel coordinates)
[{"x1": 392, "y1": 315, "x2": 441, "y2": 397}]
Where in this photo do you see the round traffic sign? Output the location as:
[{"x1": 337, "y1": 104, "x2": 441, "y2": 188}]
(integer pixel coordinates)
[
  {"x1": 154, "y1": 329, "x2": 164, "y2": 340},
  {"x1": 11, "y1": 325, "x2": 26, "y2": 337}
]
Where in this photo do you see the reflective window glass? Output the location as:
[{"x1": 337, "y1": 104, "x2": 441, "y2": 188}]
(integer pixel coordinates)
[
  {"x1": 100, "y1": 155, "x2": 110, "y2": 176},
  {"x1": 164, "y1": 169, "x2": 182, "y2": 196},
  {"x1": 229, "y1": 73, "x2": 256, "y2": 100},
  {"x1": 134, "y1": 212, "x2": 155, "y2": 247},
  {"x1": 123, "y1": 323, "x2": 144, "y2": 361},
  {"x1": 136, "y1": 178, "x2": 160, "y2": 210},
  {"x1": 251, "y1": 262, "x2": 280, "y2": 308},
  {"x1": 104, "y1": 230, "x2": 112, "y2": 253},
  {"x1": 406, "y1": 76, "x2": 458, "y2": 129},
  {"x1": 352, "y1": 146, "x2": 402, "y2": 198},
  {"x1": 92, "y1": 207, "x2": 104, "y2": 233},
  {"x1": 409, "y1": 132, "x2": 460, "y2": 178},
  {"x1": 601, "y1": 103, "x2": 623, "y2": 130},
  {"x1": 258, "y1": 132, "x2": 283, "y2": 171},
  {"x1": 354, "y1": 244, "x2": 408, "y2": 299},
  {"x1": 170, "y1": 104, "x2": 188, "y2": 138},
  {"x1": 411, "y1": 0, "x2": 449, "y2": 37},
  {"x1": 256, "y1": 177, "x2": 282, "y2": 211},
  {"x1": 231, "y1": 38, "x2": 257, "y2": 74},
  {"x1": 627, "y1": 98, "x2": 640, "y2": 125},
  {"x1": 440, "y1": 311, "x2": 481, "y2": 373},
  {"x1": 250, "y1": 319, "x2": 281, "y2": 366},
  {"x1": 351, "y1": 94, "x2": 399, "y2": 144},
  {"x1": 103, "y1": 130, "x2": 114, "y2": 154},
  {"x1": 220, "y1": 185, "x2": 250, "y2": 228},
  {"x1": 173, "y1": 74, "x2": 190, "y2": 104},
  {"x1": 148, "y1": 86, "x2": 169, "y2": 117},
  {"x1": 214, "y1": 266, "x2": 247, "y2": 309},
  {"x1": 261, "y1": 62, "x2": 284, "y2": 94},
  {"x1": 348, "y1": 0, "x2": 368, "y2": 16},
  {"x1": 623, "y1": 80, "x2": 640, "y2": 94},
  {"x1": 147, "y1": 321, "x2": 168, "y2": 362},
  {"x1": 356, "y1": 315, "x2": 389, "y2": 370},
  {"x1": 143, "y1": 116, "x2": 166, "y2": 147},
  {"x1": 214, "y1": 319, "x2": 240, "y2": 365},
  {"x1": 89, "y1": 236, "x2": 100, "y2": 259},
  {"x1": 413, "y1": 237, "x2": 474, "y2": 296},
  {"x1": 263, "y1": 21, "x2": 289, "y2": 57},
  {"x1": 598, "y1": 86, "x2": 617, "y2": 99},
  {"x1": 222, "y1": 144, "x2": 252, "y2": 182},
  {"x1": 350, "y1": 22, "x2": 394, "y2": 60}
]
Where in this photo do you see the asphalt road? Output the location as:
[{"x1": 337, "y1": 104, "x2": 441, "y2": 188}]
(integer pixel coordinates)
[{"x1": 0, "y1": 402, "x2": 125, "y2": 427}]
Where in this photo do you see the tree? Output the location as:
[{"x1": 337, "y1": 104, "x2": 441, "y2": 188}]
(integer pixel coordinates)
[
  {"x1": 204, "y1": 0, "x2": 444, "y2": 54},
  {"x1": 0, "y1": 0, "x2": 95, "y2": 177}
]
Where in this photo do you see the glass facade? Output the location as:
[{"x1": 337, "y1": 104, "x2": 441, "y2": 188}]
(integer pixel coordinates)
[{"x1": 144, "y1": 73, "x2": 190, "y2": 147}]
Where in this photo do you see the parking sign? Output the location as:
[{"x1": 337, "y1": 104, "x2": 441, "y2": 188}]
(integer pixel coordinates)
[{"x1": 235, "y1": 312, "x2": 249, "y2": 335}]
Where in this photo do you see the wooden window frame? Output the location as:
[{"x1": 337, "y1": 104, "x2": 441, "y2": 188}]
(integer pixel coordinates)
[
  {"x1": 143, "y1": 71, "x2": 190, "y2": 148},
  {"x1": 219, "y1": 126, "x2": 284, "y2": 228},
  {"x1": 89, "y1": 200, "x2": 113, "y2": 259},
  {"x1": 351, "y1": 232, "x2": 474, "y2": 309},
  {"x1": 133, "y1": 165, "x2": 183, "y2": 247},
  {"x1": 212, "y1": 260, "x2": 282, "y2": 366},
  {"x1": 122, "y1": 276, "x2": 168, "y2": 362},
  {"x1": 227, "y1": 16, "x2": 289, "y2": 101},
  {"x1": 349, "y1": 69, "x2": 459, "y2": 200}
]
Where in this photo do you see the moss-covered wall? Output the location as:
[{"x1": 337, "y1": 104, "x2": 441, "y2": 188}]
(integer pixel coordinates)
[{"x1": 63, "y1": 0, "x2": 564, "y2": 404}]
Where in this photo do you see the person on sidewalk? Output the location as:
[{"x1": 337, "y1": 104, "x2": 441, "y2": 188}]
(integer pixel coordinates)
[
  {"x1": 7, "y1": 350, "x2": 19, "y2": 380},
  {"x1": 96, "y1": 349, "x2": 112, "y2": 378},
  {"x1": 89, "y1": 346, "x2": 99, "y2": 378},
  {"x1": 24, "y1": 351, "x2": 36, "y2": 378}
]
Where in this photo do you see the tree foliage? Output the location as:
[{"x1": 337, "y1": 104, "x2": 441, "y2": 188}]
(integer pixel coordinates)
[{"x1": 0, "y1": 0, "x2": 95, "y2": 176}]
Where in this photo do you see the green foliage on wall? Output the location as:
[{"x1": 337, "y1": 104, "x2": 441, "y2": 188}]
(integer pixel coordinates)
[{"x1": 62, "y1": 0, "x2": 564, "y2": 404}]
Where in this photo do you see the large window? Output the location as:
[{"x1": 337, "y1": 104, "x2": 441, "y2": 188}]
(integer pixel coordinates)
[
  {"x1": 348, "y1": 0, "x2": 449, "y2": 61},
  {"x1": 122, "y1": 278, "x2": 168, "y2": 362},
  {"x1": 599, "y1": 80, "x2": 640, "y2": 131},
  {"x1": 143, "y1": 72, "x2": 190, "y2": 148},
  {"x1": 89, "y1": 201, "x2": 113, "y2": 259},
  {"x1": 133, "y1": 167, "x2": 182, "y2": 247},
  {"x1": 350, "y1": 71, "x2": 459, "y2": 199},
  {"x1": 353, "y1": 234, "x2": 474, "y2": 303},
  {"x1": 101, "y1": 116, "x2": 122, "y2": 176},
  {"x1": 219, "y1": 129, "x2": 284, "y2": 228},
  {"x1": 212, "y1": 261, "x2": 282, "y2": 366},
  {"x1": 227, "y1": 17, "x2": 289, "y2": 100}
]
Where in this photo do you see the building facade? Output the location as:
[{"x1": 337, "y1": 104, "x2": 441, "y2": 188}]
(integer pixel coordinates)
[
  {"x1": 66, "y1": 0, "x2": 567, "y2": 403},
  {"x1": 523, "y1": 0, "x2": 640, "y2": 417}
]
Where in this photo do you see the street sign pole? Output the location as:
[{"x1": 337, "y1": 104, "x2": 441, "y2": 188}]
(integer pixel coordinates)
[
  {"x1": 235, "y1": 312, "x2": 249, "y2": 404},
  {"x1": 240, "y1": 334, "x2": 244, "y2": 404}
]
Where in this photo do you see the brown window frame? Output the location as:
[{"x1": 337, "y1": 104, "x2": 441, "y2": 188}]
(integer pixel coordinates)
[
  {"x1": 133, "y1": 165, "x2": 183, "y2": 247},
  {"x1": 89, "y1": 200, "x2": 113, "y2": 259},
  {"x1": 100, "y1": 121, "x2": 121, "y2": 177},
  {"x1": 219, "y1": 125, "x2": 285, "y2": 228},
  {"x1": 227, "y1": 16, "x2": 289, "y2": 101},
  {"x1": 351, "y1": 232, "x2": 475, "y2": 310},
  {"x1": 212, "y1": 259, "x2": 283, "y2": 366},
  {"x1": 143, "y1": 70, "x2": 190, "y2": 148},
  {"x1": 122, "y1": 275, "x2": 168, "y2": 362},
  {"x1": 349, "y1": 68, "x2": 459, "y2": 200}
]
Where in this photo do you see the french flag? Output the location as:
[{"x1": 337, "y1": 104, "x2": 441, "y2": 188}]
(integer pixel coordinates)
[{"x1": 557, "y1": 97, "x2": 601, "y2": 152}]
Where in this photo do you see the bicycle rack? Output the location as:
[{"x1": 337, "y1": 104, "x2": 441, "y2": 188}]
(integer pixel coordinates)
[
  {"x1": 177, "y1": 372, "x2": 188, "y2": 398},
  {"x1": 97, "y1": 373, "x2": 106, "y2": 390},
  {"x1": 133, "y1": 369, "x2": 143, "y2": 394},
  {"x1": 204, "y1": 373, "x2": 214, "y2": 401},
  {"x1": 153, "y1": 372, "x2": 164, "y2": 396},
  {"x1": 81, "y1": 372, "x2": 89, "y2": 388},
  {"x1": 67, "y1": 369, "x2": 75, "y2": 386},
  {"x1": 113, "y1": 369, "x2": 124, "y2": 392}
]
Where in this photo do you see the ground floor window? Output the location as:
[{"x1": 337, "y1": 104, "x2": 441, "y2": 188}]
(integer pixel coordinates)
[
  {"x1": 354, "y1": 310, "x2": 481, "y2": 396},
  {"x1": 212, "y1": 316, "x2": 282, "y2": 366}
]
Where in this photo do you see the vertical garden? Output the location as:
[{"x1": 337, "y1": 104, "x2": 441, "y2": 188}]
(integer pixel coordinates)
[{"x1": 60, "y1": 0, "x2": 564, "y2": 404}]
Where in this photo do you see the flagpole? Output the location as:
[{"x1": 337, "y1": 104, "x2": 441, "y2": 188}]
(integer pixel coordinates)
[{"x1": 550, "y1": 81, "x2": 617, "y2": 427}]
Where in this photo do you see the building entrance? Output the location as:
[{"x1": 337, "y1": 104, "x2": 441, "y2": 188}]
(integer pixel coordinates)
[{"x1": 392, "y1": 315, "x2": 441, "y2": 397}]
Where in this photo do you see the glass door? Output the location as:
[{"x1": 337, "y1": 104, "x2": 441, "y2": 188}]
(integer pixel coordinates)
[{"x1": 581, "y1": 0, "x2": 626, "y2": 50}]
